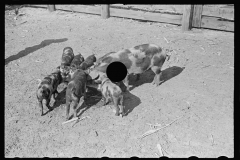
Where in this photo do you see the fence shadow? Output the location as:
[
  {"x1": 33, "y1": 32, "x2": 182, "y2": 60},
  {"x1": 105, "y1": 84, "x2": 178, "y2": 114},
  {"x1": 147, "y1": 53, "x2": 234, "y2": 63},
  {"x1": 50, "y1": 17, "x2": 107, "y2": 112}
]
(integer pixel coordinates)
[{"x1": 5, "y1": 38, "x2": 68, "y2": 65}]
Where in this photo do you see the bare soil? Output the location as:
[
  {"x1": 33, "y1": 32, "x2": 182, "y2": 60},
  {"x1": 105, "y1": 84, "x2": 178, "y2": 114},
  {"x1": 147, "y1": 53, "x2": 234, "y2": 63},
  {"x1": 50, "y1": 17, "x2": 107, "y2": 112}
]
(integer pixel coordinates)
[{"x1": 5, "y1": 7, "x2": 234, "y2": 158}]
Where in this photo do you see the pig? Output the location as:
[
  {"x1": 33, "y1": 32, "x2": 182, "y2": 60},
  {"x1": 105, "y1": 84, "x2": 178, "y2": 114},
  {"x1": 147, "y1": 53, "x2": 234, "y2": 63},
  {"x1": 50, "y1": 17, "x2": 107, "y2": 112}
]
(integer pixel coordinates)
[
  {"x1": 70, "y1": 53, "x2": 85, "y2": 70},
  {"x1": 65, "y1": 69, "x2": 92, "y2": 120},
  {"x1": 90, "y1": 44, "x2": 170, "y2": 91},
  {"x1": 79, "y1": 54, "x2": 97, "y2": 71},
  {"x1": 60, "y1": 47, "x2": 75, "y2": 80},
  {"x1": 36, "y1": 66, "x2": 62, "y2": 116},
  {"x1": 97, "y1": 74, "x2": 124, "y2": 117}
]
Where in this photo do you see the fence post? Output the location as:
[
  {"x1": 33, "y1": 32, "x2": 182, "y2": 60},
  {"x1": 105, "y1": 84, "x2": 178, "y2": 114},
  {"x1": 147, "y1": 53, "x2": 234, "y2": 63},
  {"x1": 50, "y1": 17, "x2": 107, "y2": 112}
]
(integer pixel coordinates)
[
  {"x1": 181, "y1": 5, "x2": 194, "y2": 31},
  {"x1": 101, "y1": 5, "x2": 110, "y2": 19},
  {"x1": 192, "y1": 5, "x2": 203, "y2": 28},
  {"x1": 47, "y1": 5, "x2": 56, "y2": 12}
]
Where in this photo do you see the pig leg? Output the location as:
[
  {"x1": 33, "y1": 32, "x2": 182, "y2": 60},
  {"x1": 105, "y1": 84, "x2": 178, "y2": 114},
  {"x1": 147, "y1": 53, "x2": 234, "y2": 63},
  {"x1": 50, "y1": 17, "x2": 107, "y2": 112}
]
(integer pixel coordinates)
[
  {"x1": 103, "y1": 96, "x2": 110, "y2": 106},
  {"x1": 155, "y1": 71, "x2": 163, "y2": 86},
  {"x1": 113, "y1": 97, "x2": 120, "y2": 116},
  {"x1": 38, "y1": 101, "x2": 43, "y2": 116},
  {"x1": 65, "y1": 101, "x2": 71, "y2": 120},
  {"x1": 75, "y1": 97, "x2": 86, "y2": 118},
  {"x1": 72, "y1": 100, "x2": 79, "y2": 118},
  {"x1": 53, "y1": 90, "x2": 59, "y2": 99},
  {"x1": 83, "y1": 84, "x2": 88, "y2": 103},
  {"x1": 45, "y1": 99, "x2": 53, "y2": 111},
  {"x1": 151, "y1": 66, "x2": 163, "y2": 86},
  {"x1": 119, "y1": 95, "x2": 124, "y2": 117},
  {"x1": 123, "y1": 75, "x2": 130, "y2": 91}
]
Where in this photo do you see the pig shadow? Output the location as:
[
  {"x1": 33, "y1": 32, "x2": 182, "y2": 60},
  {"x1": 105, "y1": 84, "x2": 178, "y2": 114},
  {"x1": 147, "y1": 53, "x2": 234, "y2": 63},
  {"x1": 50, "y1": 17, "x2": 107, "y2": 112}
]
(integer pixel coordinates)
[
  {"x1": 42, "y1": 85, "x2": 67, "y2": 116},
  {"x1": 123, "y1": 91, "x2": 141, "y2": 116},
  {"x1": 74, "y1": 87, "x2": 102, "y2": 119},
  {"x1": 5, "y1": 38, "x2": 68, "y2": 65},
  {"x1": 44, "y1": 85, "x2": 102, "y2": 117},
  {"x1": 129, "y1": 66, "x2": 185, "y2": 90}
]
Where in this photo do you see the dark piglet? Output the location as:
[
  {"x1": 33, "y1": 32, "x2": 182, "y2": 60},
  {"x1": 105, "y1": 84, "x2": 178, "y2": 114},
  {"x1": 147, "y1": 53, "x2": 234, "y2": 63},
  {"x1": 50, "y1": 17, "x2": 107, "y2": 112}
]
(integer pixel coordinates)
[
  {"x1": 70, "y1": 53, "x2": 85, "y2": 70},
  {"x1": 79, "y1": 54, "x2": 97, "y2": 71},
  {"x1": 36, "y1": 66, "x2": 62, "y2": 116},
  {"x1": 65, "y1": 69, "x2": 91, "y2": 120},
  {"x1": 60, "y1": 47, "x2": 75, "y2": 79}
]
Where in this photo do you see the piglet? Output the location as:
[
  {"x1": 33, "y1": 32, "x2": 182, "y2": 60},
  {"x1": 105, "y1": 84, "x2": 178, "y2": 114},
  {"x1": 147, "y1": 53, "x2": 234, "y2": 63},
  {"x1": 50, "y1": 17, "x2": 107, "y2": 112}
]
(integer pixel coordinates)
[
  {"x1": 36, "y1": 66, "x2": 62, "y2": 116},
  {"x1": 60, "y1": 47, "x2": 75, "y2": 80},
  {"x1": 65, "y1": 69, "x2": 91, "y2": 120},
  {"x1": 70, "y1": 52, "x2": 85, "y2": 70},
  {"x1": 79, "y1": 54, "x2": 97, "y2": 71},
  {"x1": 98, "y1": 74, "x2": 124, "y2": 117}
]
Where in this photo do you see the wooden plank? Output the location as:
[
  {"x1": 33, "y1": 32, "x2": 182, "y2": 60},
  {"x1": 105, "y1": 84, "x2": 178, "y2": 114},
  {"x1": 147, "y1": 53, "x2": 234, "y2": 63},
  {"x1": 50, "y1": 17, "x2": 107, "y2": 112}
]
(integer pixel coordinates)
[
  {"x1": 201, "y1": 16, "x2": 234, "y2": 32},
  {"x1": 192, "y1": 5, "x2": 203, "y2": 28},
  {"x1": 110, "y1": 7, "x2": 182, "y2": 24},
  {"x1": 181, "y1": 5, "x2": 194, "y2": 31},
  {"x1": 29, "y1": 5, "x2": 47, "y2": 8},
  {"x1": 47, "y1": 5, "x2": 55, "y2": 12},
  {"x1": 110, "y1": 8, "x2": 146, "y2": 20},
  {"x1": 151, "y1": 5, "x2": 184, "y2": 14},
  {"x1": 110, "y1": 4, "x2": 183, "y2": 14},
  {"x1": 56, "y1": 5, "x2": 101, "y2": 15},
  {"x1": 202, "y1": 5, "x2": 234, "y2": 20},
  {"x1": 130, "y1": 5, "x2": 183, "y2": 14},
  {"x1": 142, "y1": 12, "x2": 182, "y2": 24},
  {"x1": 101, "y1": 5, "x2": 110, "y2": 19}
]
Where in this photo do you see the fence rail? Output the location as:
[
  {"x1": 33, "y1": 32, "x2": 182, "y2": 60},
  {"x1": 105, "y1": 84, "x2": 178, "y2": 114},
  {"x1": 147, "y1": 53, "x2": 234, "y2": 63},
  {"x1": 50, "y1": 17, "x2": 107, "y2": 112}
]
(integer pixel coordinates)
[{"x1": 29, "y1": 4, "x2": 234, "y2": 32}]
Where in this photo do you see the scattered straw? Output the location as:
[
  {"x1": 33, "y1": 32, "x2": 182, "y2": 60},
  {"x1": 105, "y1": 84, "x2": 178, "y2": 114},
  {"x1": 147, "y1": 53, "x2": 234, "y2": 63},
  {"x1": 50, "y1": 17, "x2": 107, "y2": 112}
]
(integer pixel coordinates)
[{"x1": 139, "y1": 116, "x2": 184, "y2": 139}]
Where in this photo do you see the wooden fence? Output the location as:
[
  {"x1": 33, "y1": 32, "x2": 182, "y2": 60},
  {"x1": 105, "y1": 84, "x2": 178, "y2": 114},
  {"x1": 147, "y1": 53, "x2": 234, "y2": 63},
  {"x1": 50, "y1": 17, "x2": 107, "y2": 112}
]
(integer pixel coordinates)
[{"x1": 31, "y1": 4, "x2": 234, "y2": 32}]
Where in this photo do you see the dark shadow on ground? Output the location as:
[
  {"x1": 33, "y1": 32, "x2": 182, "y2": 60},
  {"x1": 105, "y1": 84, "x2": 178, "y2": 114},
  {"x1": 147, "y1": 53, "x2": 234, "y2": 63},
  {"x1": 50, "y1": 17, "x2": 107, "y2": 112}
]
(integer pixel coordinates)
[
  {"x1": 42, "y1": 84, "x2": 67, "y2": 116},
  {"x1": 123, "y1": 90, "x2": 141, "y2": 116},
  {"x1": 129, "y1": 66, "x2": 185, "y2": 90},
  {"x1": 44, "y1": 83, "x2": 102, "y2": 118},
  {"x1": 160, "y1": 66, "x2": 185, "y2": 83},
  {"x1": 75, "y1": 87, "x2": 102, "y2": 119},
  {"x1": 5, "y1": 38, "x2": 68, "y2": 65}
]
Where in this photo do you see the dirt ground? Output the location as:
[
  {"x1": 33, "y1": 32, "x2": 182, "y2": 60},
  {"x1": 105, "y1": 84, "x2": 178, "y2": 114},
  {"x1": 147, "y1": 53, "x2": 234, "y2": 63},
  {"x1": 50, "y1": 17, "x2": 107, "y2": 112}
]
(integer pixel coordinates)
[{"x1": 5, "y1": 7, "x2": 234, "y2": 158}]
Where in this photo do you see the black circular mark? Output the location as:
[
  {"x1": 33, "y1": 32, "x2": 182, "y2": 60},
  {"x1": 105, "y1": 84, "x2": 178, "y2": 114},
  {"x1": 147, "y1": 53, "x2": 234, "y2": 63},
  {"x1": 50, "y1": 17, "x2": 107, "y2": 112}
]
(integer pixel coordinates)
[{"x1": 106, "y1": 61, "x2": 127, "y2": 83}]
